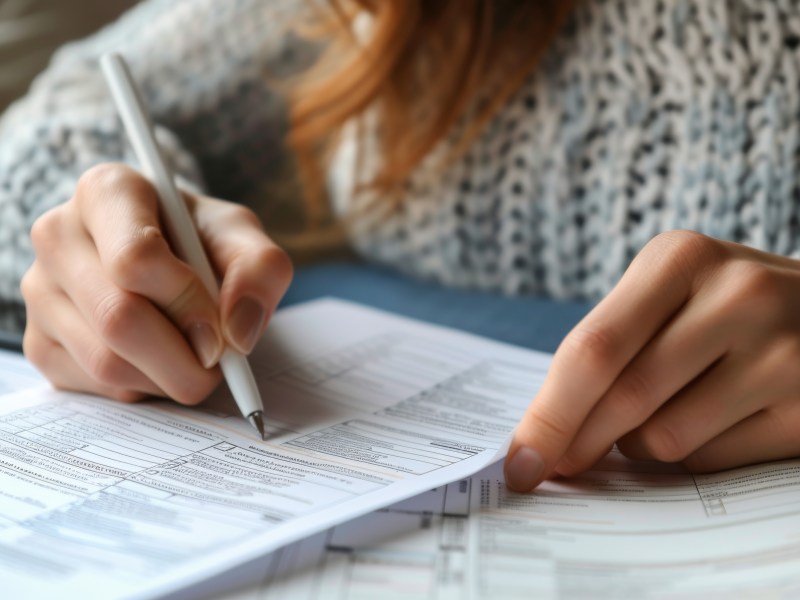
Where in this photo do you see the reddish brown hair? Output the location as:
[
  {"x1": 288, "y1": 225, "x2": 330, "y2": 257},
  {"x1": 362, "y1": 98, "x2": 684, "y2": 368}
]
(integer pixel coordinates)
[{"x1": 288, "y1": 0, "x2": 576, "y2": 220}]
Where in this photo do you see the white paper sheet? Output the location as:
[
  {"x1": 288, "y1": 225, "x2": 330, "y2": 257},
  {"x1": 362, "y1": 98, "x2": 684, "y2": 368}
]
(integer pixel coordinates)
[
  {"x1": 234, "y1": 451, "x2": 800, "y2": 599},
  {"x1": 0, "y1": 299, "x2": 551, "y2": 599},
  {"x1": 0, "y1": 348, "x2": 46, "y2": 394}
]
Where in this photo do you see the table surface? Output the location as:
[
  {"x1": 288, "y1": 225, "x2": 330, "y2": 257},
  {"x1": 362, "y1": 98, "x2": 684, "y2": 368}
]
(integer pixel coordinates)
[{"x1": 281, "y1": 262, "x2": 592, "y2": 354}]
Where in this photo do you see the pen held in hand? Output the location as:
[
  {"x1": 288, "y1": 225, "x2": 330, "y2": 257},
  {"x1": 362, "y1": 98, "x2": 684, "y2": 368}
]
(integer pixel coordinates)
[{"x1": 99, "y1": 52, "x2": 266, "y2": 440}]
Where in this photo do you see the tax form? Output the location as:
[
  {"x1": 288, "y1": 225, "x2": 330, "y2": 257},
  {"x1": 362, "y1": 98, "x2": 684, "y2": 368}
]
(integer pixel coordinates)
[
  {"x1": 239, "y1": 451, "x2": 800, "y2": 599},
  {"x1": 0, "y1": 299, "x2": 550, "y2": 599}
]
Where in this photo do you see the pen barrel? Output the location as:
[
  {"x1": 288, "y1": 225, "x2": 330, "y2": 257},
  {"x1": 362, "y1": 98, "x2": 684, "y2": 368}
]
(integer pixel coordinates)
[
  {"x1": 101, "y1": 52, "x2": 265, "y2": 426},
  {"x1": 100, "y1": 53, "x2": 221, "y2": 301},
  {"x1": 219, "y1": 350, "x2": 262, "y2": 417}
]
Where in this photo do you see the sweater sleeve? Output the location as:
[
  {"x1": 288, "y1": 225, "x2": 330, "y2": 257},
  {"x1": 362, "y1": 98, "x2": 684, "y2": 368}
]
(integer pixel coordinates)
[{"x1": 0, "y1": 0, "x2": 316, "y2": 330}]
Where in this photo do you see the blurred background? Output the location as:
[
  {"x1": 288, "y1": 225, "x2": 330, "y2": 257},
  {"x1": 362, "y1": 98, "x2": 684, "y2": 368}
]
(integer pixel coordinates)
[
  {"x1": 0, "y1": 0, "x2": 138, "y2": 340},
  {"x1": 0, "y1": 0, "x2": 137, "y2": 113},
  {"x1": 0, "y1": 0, "x2": 342, "y2": 264}
]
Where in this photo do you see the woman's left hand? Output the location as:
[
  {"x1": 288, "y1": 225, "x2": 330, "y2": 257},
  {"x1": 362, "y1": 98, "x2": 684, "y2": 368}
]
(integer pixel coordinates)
[{"x1": 504, "y1": 230, "x2": 800, "y2": 492}]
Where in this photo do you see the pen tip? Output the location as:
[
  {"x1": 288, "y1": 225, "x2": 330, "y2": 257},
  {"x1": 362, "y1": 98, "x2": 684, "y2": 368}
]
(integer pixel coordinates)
[{"x1": 248, "y1": 411, "x2": 266, "y2": 441}]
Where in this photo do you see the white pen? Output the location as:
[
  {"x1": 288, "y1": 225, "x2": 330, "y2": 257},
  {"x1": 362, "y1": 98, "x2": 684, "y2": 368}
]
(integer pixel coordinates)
[{"x1": 100, "y1": 52, "x2": 266, "y2": 440}]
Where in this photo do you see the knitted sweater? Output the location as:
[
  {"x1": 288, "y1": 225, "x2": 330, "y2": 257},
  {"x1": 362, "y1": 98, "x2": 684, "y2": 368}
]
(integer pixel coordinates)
[{"x1": 2, "y1": 0, "x2": 800, "y2": 333}]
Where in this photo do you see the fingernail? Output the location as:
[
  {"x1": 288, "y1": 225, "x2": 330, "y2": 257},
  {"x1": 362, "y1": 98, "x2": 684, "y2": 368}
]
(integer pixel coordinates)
[
  {"x1": 227, "y1": 296, "x2": 266, "y2": 354},
  {"x1": 504, "y1": 446, "x2": 545, "y2": 492},
  {"x1": 186, "y1": 322, "x2": 221, "y2": 369}
]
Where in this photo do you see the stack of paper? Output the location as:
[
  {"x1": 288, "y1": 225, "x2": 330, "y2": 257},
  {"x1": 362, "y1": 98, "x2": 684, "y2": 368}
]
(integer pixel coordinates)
[{"x1": 1, "y1": 299, "x2": 799, "y2": 599}]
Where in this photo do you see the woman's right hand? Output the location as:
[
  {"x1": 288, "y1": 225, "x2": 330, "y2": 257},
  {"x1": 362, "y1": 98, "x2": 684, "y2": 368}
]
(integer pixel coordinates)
[{"x1": 21, "y1": 163, "x2": 293, "y2": 404}]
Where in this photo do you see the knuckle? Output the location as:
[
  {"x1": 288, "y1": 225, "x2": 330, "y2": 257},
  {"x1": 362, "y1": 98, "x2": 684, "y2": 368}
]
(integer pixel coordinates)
[
  {"x1": 259, "y1": 244, "x2": 294, "y2": 287},
  {"x1": 638, "y1": 421, "x2": 686, "y2": 463},
  {"x1": 76, "y1": 163, "x2": 122, "y2": 200},
  {"x1": 165, "y1": 275, "x2": 207, "y2": 318},
  {"x1": 725, "y1": 261, "x2": 786, "y2": 314},
  {"x1": 108, "y1": 226, "x2": 168, "y2": 290},
  {"x1": 93, "y1": 291, "x2": 140, "y2": 346},
  {"x1": 23, "y1": 329, "x2": 54, "y2": 372},
  {"x1": 76, "y1": 163, "x2": 130, "y2": 196},
  {"x1": 608, "y1": 366, "x2": 656, "y2": 423},
  {"x1": 30, "y1": 207, "x2": 64, "y2": 256},
  {"x1": 556, "y1": 451, "x2": 587, "y2": 477},
  {"x1": 526, "y1": 405, "x2": 572, "y2": 444},
  {"x1": 643, "y1": 230, "x2": 723, "y2": 281},
  {"x1": 76, "y1": 163, "x2": 155, "y2": 211},
  {"x1": 19, "y1": 268, "x2": 42, "y2": 304},
  {"x1": 232, "y1": 242, "x2": 294, "y2": 295},
  {"x1": 85, "y1": 344, "x2": 128, "y2": 387},
  {"x1": 229, "y1": 203, "x2": 263, "y2": 228},
  {"x1": 649, "y1": 230, "x2": 713, "y2": 258},
  {"x1": 559, "y1": 326, "x2": 618, "y2": 377}
]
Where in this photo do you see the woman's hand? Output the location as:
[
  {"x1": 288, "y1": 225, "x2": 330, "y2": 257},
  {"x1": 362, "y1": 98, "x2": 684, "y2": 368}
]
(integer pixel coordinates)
[
  {"x1": 504, "y1": 230, "x2": 800, "y2": 491},
  {"x1": 22, "y1": 163, "x2": 292, "y2": 404}
]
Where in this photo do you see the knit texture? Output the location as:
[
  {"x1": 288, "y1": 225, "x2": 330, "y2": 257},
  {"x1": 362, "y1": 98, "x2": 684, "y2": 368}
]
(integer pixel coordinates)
[
  {"x1": 343, "y1": 0, "x2": 800, "y2": 299},
  {"x1": 1, "y1": 0, "x2": 800, "y2": 332}
]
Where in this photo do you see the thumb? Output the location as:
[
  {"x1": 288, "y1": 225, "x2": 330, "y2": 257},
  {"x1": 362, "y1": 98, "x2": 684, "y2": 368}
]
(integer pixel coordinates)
[{"x1": 193, "y1": 197, "x2": 293, "y2": 354}]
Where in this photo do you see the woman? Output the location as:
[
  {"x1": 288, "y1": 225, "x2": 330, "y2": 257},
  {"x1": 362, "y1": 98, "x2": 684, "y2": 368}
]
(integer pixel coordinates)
[{"x1": 2, "y1": 0, "x2": 800, "y2": 493}]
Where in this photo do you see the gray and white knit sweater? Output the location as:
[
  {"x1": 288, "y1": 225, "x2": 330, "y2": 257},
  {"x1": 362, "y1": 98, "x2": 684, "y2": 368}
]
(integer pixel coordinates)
[{"x1": 2, "y1": 0, "x2": 800, "y2": 332}]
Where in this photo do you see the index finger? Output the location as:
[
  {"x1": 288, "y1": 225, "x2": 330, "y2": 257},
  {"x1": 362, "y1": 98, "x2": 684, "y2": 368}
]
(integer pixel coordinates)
[
  {"x1": 77, "y1": 164, "x2": 224, "y2": 368},
  {"x1": 504, "y1": 231, "x2": 717, "y2": 491},
  {"x1": 193, "y1": 197, "x2": 293, "y2": 354}
]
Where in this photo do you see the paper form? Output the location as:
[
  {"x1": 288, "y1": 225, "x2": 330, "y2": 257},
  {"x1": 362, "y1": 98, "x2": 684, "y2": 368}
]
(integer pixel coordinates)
[
  {"x1": 235, "y1": 451, "x2": 800, "y2": 600},
  {"x1": 0, "y1": 299, "x2": 551, "y2": 599}
]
